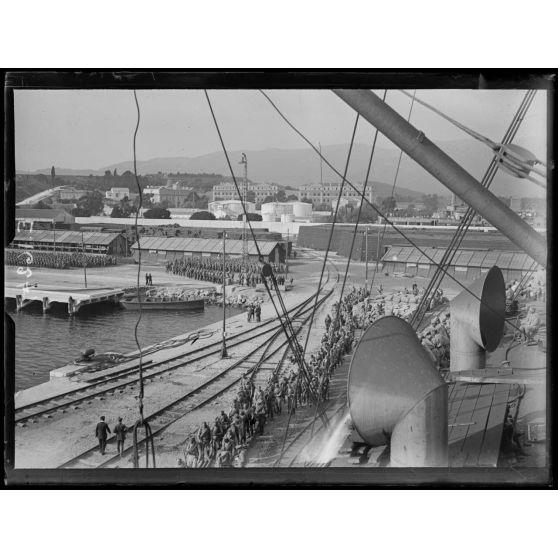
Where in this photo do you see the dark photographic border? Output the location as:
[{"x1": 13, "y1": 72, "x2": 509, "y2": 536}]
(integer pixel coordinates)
[{"x1": 3, "y1": 69, "x2": 554, "y2": 487}]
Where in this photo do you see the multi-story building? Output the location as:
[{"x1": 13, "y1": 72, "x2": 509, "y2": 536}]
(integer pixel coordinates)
[
  {"x1": 212, "y1": 182, "x2": 278, "y2": 203},
  {"x1": 299, "y1": 182, "x2": 372, "y2": 206},
  {"x1": 143, "y1": 186, "x2": 194, "y2": 206},
  {"x1": 208, "y1": 200, "x2": 256, "y2": 219},
  {"x1": 143, "y1": 186, "x2": 161, "y2": 202},
  {"x1": 106, "y1": 187, "x2": 130, "y2": 201}
]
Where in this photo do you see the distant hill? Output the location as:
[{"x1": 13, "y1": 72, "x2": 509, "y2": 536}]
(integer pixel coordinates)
[
  {"x1": 31, "y1": 167, "x2": 103, "y2": 176},
  {"x1": 18, "y1": 136, "x2": 546, "y2": 199}
]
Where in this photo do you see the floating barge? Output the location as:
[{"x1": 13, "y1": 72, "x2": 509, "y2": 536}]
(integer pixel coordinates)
[{"x1": 120, "y1": 296, "x2": 204, "y2": 311}]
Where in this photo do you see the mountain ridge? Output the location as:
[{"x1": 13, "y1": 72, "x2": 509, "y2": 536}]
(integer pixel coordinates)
[{"x1": 20, "y1": 136, "x2": 545, "y2": 198}]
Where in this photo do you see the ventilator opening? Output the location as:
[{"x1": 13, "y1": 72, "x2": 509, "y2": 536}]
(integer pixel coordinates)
[
  {"x1": 450, "y1": 266, "x2": 506, "y2": 372},
  {"x1": 348, "y1": 316, "x2": 448, "y2": 467}
]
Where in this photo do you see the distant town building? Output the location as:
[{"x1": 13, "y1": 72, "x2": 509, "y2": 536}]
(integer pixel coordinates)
[
  {"x1": 261, "y1": 201, "x2": 312, "y2": 222},
  {"x1": 143, "y1": 186, "x2": 194, "y2": 206},
  {"x1": 208, "y1": 200, "x2": 256, "y2": 219},
  {"x1": 212, "y1": 182, "x2": 278, "y2": 203},
  {"x1": 57, "y1": 187, "x2": 89, "y2": 201},
  {"x1": 299, "y1": 182, "x2": 372, "y2": 206},
  {"x1": 106, "y1": 187, "x2": 130, "y2": 201},
  {"x1": 16, "y1": 208, "x2": 75, "y2": 230},
  {"x1": 394, "y1": 201, "x2": 426, "y2": 212}
]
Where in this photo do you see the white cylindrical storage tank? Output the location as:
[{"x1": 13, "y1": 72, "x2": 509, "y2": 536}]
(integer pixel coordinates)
[
  {"x1": 292, "y1": 201, "x2": 312, "y2": 219},
  {"x1": 261, "y1": 202, "x2": 278, "y2": 222}
]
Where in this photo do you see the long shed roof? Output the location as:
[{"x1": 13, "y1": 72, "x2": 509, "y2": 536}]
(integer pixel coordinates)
[
  {"x1": 16, "y1": 208, "x2": 71, "y2": 220},
  {"x1": 12, "y1": 230, "x2": 123, "y2": 246},
  {"x1": 381, "y1": 245, "x2": 536, "y2": 270},
  {"x1": 130, "y1": 236, "x2": 280, "y2": 256}
]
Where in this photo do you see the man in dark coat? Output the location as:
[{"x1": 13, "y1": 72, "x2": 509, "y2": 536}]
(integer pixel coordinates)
[
  {"x1": 113, "y1": 417, "x2": 128, "y2": 457},
  {"x1": 95, "y1": 415, "x2": 111, "y2": 455}
]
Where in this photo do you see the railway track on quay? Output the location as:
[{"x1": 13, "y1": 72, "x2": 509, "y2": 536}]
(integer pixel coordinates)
[
  {"x1": 59, "y1": 273, "x2": 338, "y2": 469},
  {"x1": 15, "y1": 271, "x2": 336, "y2": 428}
]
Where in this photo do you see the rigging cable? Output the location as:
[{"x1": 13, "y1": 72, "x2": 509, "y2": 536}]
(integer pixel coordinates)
[
  {"x1": 278, "y1": 113, "x2": 361, "y2": 456},
  {"x1": 369, "y1": 89, "x2": 416, "y2": 292},
  {"x1": 411, "y1": 90, "x2": 535, "y2": 329},
  {"x1": 399, "y1": 89, "x2": 547, "y2": 188},
  {"x1": 302, "y1": 113, "x2": 360, "y2": 357},
  {"x1": 305, "y1": 91, "x2": 388, "y2": 444},
  {"x1": 411, "y1": 90, "x2": 538, "y2": 331},
  {"x1": 259, "y1": 89, "x2": 528, "y2": 337},
  {"x1": 204, "y1": 90, "x2": 323, "y2": 409},
  {"x1": 339, "y1": 90, "x2": 387, "y2": 305},
  {"x1": 131, "y1": 90, "x2": 156, "y2": 468}
]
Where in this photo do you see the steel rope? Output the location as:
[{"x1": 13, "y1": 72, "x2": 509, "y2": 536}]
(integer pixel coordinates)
[
  {"x1": 131, "y1": 90, "x2": 156, "y2": 468},
  {"x1": 411, "y1": 90, "x2": 538, "y2": 330},
  {"x1": 204, "y1": 90, "x2": 321, "y2": 404},
  {"x1": 259, "y1": 89, "x2": 528, "y2": 336}
]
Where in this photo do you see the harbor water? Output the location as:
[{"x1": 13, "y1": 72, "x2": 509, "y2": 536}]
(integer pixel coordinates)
[{"x1": 6, "y1": 301, "x2": 242, "y2": 392}]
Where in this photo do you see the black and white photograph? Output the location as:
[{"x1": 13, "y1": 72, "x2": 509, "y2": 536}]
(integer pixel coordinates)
[{"x1": 3, "y1": 72, "x2": 552, "y2": 485}]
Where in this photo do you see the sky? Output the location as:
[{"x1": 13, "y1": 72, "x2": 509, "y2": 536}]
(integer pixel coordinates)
[{"x1": 14, "y1": 88, "x2": 548, "y2": 173}]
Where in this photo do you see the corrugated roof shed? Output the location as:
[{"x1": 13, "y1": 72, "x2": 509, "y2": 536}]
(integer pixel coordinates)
[
  {"x1": 130, "y1": 236, "x2": 280, "y2": 256},
  {"x1": 12, "y1": 230, "x2": 122, "y2": 246},
  {"x1": 381, "y1": 246, "x2": 536, "y2": 271},
  {"x1": 16, "y1": 208, "x2": 71, "y2": 220}
]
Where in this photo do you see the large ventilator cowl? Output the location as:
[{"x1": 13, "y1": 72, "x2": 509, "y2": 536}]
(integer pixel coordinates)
[
  {"x1": 450, "y1": 266, "x2": 506, "y2": 372},
  {"x1": 348, "y1": 316, "x2": 448, "y2": 467}
]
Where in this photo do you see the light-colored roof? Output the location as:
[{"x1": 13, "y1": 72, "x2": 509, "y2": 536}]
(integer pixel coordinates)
[
  {"x1": 130, "y1": 236, "x2": 279, "y2": 257},
  {"x1": 381, "y1": 246, "x2": 535, "y2": 270},
  {"x1": 12, "y1": 230, "x2": 123, "y2": 246},
  {"x1": 16, "y1": 208, "x2": 71, "y2": 220}
]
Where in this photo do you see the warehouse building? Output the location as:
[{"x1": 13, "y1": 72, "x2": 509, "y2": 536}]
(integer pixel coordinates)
[
  {"x1": 380, "y1": 246, "x2": 536, "y2": 282},
  {"x1": 16, "y1": 208, "x2": 75, "y2": 230},
  {"x1": 9, "y1": 230, "x2": 128, "y2": 255},
  {"x1": 297, "y1": 224, "x2": 525, "y2": 262},
  {"x1": 130, "y1": 236, "x2": 286, "y2": 264}
]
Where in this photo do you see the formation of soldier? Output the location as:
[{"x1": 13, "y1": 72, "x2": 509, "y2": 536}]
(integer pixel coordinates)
[
  {"x1": 178, "y1": 271, "x2": 545, "y2": 467},
  {"x1": 179, "y1": 374, "x2": 262, "y2": 468},
  {"x1": 5, "y1": 248, "x2": 116, "y2": 269},
  {"x1": 330, "y1": 285, "x2": 452, "y2": 371},
  {"x1": 179, "y1": 289, "x2": 365, "y2": 468},
  {"x1": 166, "y1": 255, "x2": 286, "y2": 288}
]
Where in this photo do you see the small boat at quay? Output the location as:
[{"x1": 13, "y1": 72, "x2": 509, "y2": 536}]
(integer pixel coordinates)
[{"x1": 120, "y1": 287, "x2": 205, "y2": 311}]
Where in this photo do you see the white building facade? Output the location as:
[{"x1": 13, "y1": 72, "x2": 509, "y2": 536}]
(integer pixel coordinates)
[
  {"x1": 106, "y1": 187, "x2": 130, "y2": 201},
  {"x1": 299, "y1": 182, "x2": 373, "y2": 206},
  {"x1": 212, "y1": 182, "x2": 278, "y2": 203},
  {"x1": 208, "y1": 200, "x2": 256, "y2": 219}
]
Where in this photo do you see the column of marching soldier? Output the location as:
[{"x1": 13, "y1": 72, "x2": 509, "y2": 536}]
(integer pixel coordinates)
[
  {"x1": 166, "y1": 256, "x2": 286, "y2": 287},
  {"x1": 6, "y1": 248, "x2": 116, "y2": 269},
  {"x1": 178, "y1": 283, "x2": 453, "y2": 468},
  {"x1": 91, "y1": 273, "x2": 544, "y2": 466}
]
